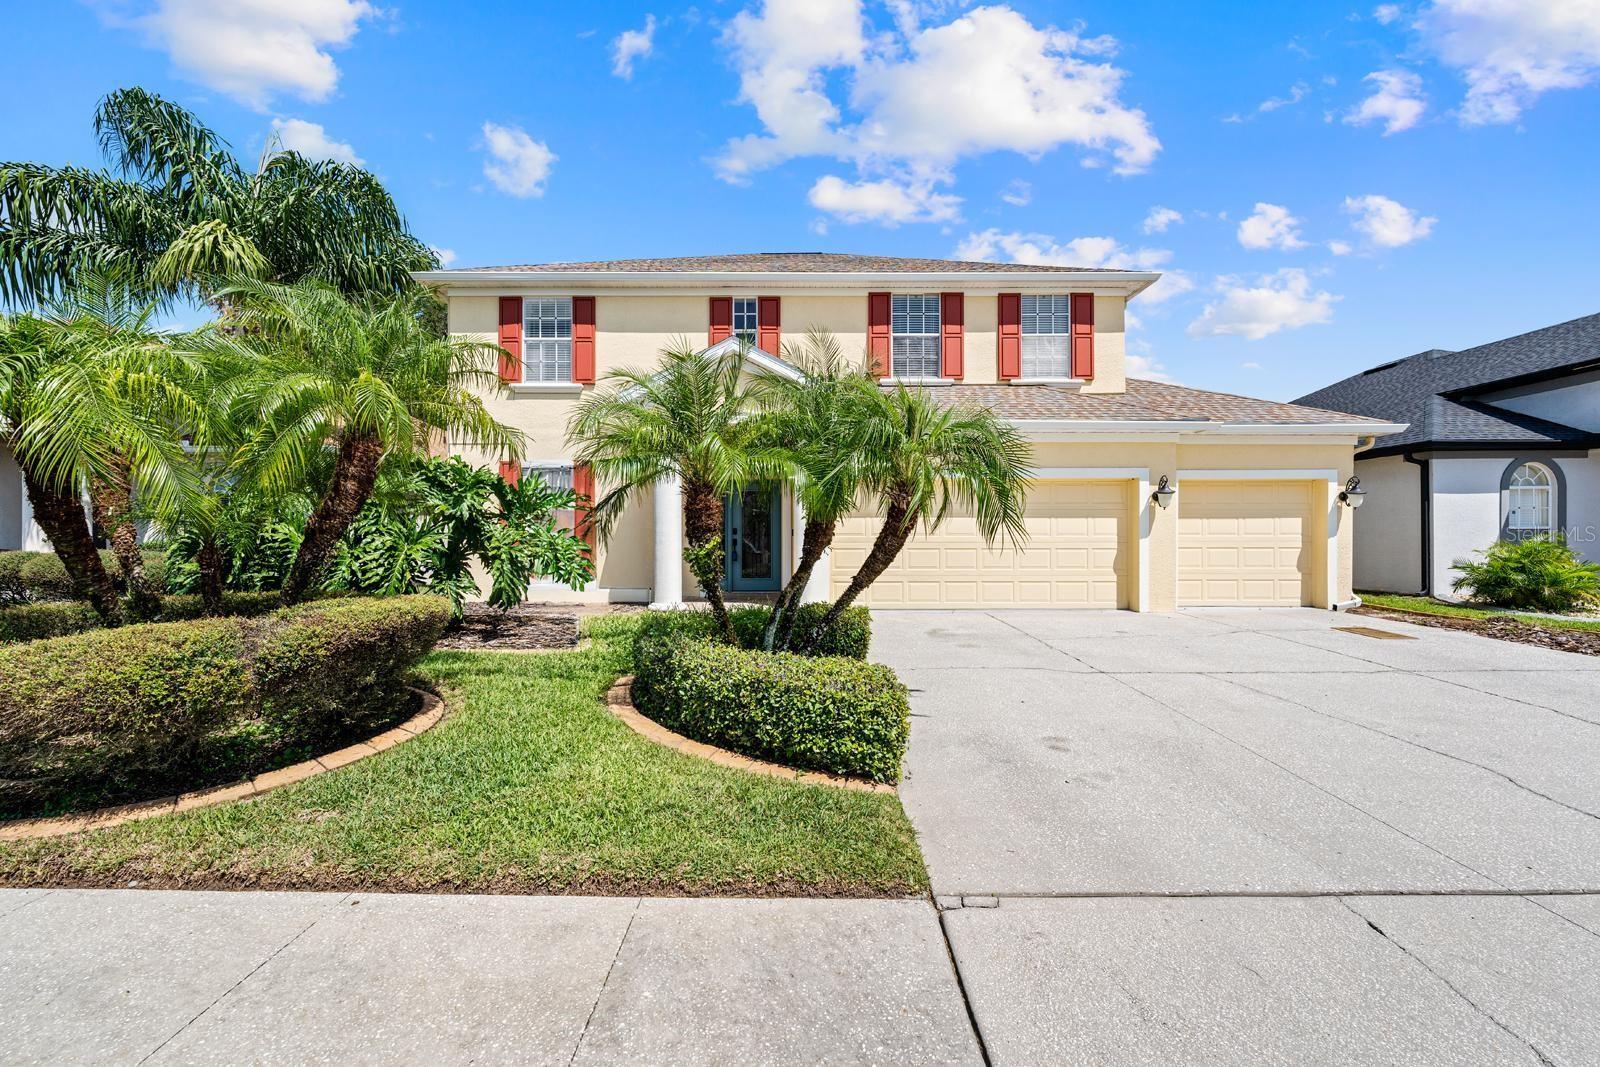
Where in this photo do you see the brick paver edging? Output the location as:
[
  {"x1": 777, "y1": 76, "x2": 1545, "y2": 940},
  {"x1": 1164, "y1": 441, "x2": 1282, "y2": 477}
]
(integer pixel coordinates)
[
  {"x1": 604, "y1": 676, "x2": 897, "y2": 794},
  {"x1": 0, "y1": 686, "x2": 445, "y2": 842}
]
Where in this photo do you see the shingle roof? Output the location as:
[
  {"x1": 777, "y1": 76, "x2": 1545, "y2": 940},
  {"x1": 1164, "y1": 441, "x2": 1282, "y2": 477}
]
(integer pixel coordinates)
[
  {"x1": 911, "y1": 378, "x2": 1390, "y2": 425},
  {"x1": 1294, "y1": 312, "x2": 1600, "y2": 452},
  {"x1": 435, "y1": 252, "x2": 1136, "y2": 274}
]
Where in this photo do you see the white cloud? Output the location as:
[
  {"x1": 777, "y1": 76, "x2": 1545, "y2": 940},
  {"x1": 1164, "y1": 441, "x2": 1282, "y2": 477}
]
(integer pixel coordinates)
[
  {"x1": 1142, "y1": 206, "x2": 1182, "y2": 233},
  {"x1": 1373, "y1": 4, "x2": 1403, "y2": 24},
  {"x1": 1000, "y1": 179, "x2": 1032, "y2": 206},
  {"x1": 1126, "y1": 347, "x2": 1175, "y2": 382},
  {"x1": 1344, "y1": 69, "x2": 1427, "y2": 134},
  {"x1": 480, "y1": 123, "x2": 557, "y2": 198},
  {"x1": 1419, "y1": 0, "x2": 1600, "y2": 124},
  {"x1": 269, "y1": 117, "x2": 361, "y2": 165},
  {"x1": 120, "y1": 0, "x2": 375, "y2": 109},
  {"x1": 430, "y1": 246, "x2": 457, "y2": 267},
  {"x1": 612, "y1": 14, "x2": 657, "y2": 79},
  {"x1": 1187, "y1": 269, "x2": 1338, "y2": 340},
  {"x1": 1328, "y1": 239, "x2": 1354, "y2": 256},
  {"x1": 1258, "y1": 81, "x2": 1310, "y2": 112},
  {"x1": 808, "y1": 174, "x2": 961, "y2": 224},
  {"x1": 953, "y1": 228, "x2": 1194, "y2": 304},
  {"x1": 1241, "y1": 360, "x2": 1263, "y2": 369},
  {"x1": 715, "y1": 1, "x2": 1159, "y2": 219},
  {"x1": 1343, "y1": 193, "x2": 1437, "y2": 247},
  {"x1": 1237, "y1": 202, "x2": 1308, "y2": 251}
]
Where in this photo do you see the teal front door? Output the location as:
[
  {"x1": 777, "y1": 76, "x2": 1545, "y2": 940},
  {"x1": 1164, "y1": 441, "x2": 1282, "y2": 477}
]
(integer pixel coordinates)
[{"x1": 724, "y1": 485, "x2": 782, "y2": 592}]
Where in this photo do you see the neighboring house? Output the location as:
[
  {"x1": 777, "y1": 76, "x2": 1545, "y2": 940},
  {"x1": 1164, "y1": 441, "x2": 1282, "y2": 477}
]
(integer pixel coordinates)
[
  {"x1": 1296, "y1": 313, "x2": 1600, "y2": 597},
  {"x1": 414, "y1": 252, "x2": 1397, "y2": 612}
]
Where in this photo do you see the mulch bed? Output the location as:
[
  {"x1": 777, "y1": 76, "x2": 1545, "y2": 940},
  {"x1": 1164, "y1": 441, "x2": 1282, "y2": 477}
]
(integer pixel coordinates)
[
  {"x1": 434, "y1": 605, "x2": 580, "y2": 651},
  {"x1": 1351, "y1": 605, "x2": 1600, "y2": 657}
]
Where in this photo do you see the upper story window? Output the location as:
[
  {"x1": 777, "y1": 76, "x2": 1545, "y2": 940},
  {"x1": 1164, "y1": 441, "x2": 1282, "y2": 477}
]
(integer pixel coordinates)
[
  {"x1": 1507, "y1": 462, "x2": 1555, "y2": 536},
  {"x1": 522, "y1": 298, "x2": 573, "y2": 381},
  {"x1": 1020, "y1": 295, "x2": 1071, "y2": 378},
  {"x1": 732, "y1": 298, "x2": 758, "y2": 345},
  {"x1": 891, "y1": 293, "x2": 941, "y2": 378}
]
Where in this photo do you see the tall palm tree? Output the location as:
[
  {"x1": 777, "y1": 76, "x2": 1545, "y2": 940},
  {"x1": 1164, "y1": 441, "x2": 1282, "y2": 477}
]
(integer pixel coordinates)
[
  {"x1": 805, "y1": 385, "x2": 1032, "y2": 646},
  {"x1": 568, "y1": 343, "x2": 790, "y2": 642},
  {"x1": 0, "y1": 87, "x2": 434, "y2": 307},
  {"x1": 752, "y1": 330, "x2": 876, "y2": 651},
  {"x1": 192, "y1": 278, "x2": 520, "y2": 604},
  {"x1": 0, "y1": 289, "x2": 196, "y2": 622}
]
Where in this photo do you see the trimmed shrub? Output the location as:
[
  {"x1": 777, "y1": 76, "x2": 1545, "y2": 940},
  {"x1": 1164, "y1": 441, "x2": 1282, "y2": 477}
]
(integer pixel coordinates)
[
  {"x1": 1452, "y1": 538, "x2": 1600, "y2": 613},
  {"x1": 631, "y1": 634, "x2": 909, "y2": 783},
  {"x1": 636, "y1": 604, "x2": 871, "y2": 660},
  {"x1": 0, "y1": 591, "x2": 286, "y2": 645},
  {"x1": 0, "y1": 595, "x2": 451, "y2": 814},
  {"x1": 0, "y1": 549, "x2": 169, "y2": 605}
]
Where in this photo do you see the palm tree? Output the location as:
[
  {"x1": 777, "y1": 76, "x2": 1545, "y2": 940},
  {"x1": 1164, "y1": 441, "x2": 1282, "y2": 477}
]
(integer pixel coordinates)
[
  {"x1": 0, "y1": 87, "x2": 434, "y2": 307},
  {"x1": 191, "y1": 278, "x2": 520, "y2": 604},
  {"x1": 568, "y1": 343, "x2": 790, "y2": 643},
  {"x1": 0, "y1": 286, "x2": 196, "y2": 622},
  {"x1": 752, "y1": 330, "x2": 876, "y2": 651},
  {"x1": 805, "y1": 385, "x2": 1032, "y2": 646}
]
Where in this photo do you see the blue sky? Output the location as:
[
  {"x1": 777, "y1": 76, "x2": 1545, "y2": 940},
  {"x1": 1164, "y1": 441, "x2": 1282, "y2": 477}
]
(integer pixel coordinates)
[{"x1": 7, "y1": 1, "x2": 1600, "y2": 401}]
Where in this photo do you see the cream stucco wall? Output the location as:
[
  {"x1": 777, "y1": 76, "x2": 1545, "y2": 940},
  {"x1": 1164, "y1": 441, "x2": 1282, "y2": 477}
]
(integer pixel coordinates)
[{"x1": 1350, "y1": 453, "x2": 1423, "y2": 593}]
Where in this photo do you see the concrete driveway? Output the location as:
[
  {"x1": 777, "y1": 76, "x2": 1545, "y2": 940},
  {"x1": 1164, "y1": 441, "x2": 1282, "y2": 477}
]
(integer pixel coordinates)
[{"x1": 874, "y1": 608, "x2": 1600, "y2": 1065}]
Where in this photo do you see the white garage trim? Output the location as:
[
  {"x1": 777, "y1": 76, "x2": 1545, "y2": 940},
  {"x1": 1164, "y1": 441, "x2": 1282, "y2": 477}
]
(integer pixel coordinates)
[
  {"x1": 1178, "y1": 469, "x2": 1340, "y2": 608},
  {"x1": 1030, "y1": 468, "x2": 1150, "y2": 611}
]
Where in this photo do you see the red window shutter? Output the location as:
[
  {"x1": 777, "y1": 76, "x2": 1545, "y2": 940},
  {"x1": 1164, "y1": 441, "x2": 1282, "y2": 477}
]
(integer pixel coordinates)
[
  {"x1": 497, "y1": 296, "x2": 522, "y2": 383},
  {"x1": 572, "y1": 296, "x2": 596, "y2": 384},
  {"x1": 497, "y1": 460, "x2": 521, "y2": 486},
  {"x1": 1070, "y1": 293, "x2": 1095, "y2": 379},
  {"x1": 867, "y1": 292, "x2": 891, "y2": 378},
  {"x1": 573, "y1": 463, "x2": 597, "y2": 553},
  {"x1": 708, "y1": 297, "x2": 732, "y2": 345},
  {"x1": 757, "y1": 296, "x2": 781, "y2": 354},
  {"x1": 940, "y1": 292, "x2": 964, "y2": 380},
  {"x1": 997, "y1": 293, "x2": 1021, "y2": 380}
]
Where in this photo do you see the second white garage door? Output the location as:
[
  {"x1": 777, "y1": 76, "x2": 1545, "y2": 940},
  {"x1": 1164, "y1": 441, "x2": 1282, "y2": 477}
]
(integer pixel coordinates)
[
  {"x1": 830, "y1": 480, "x2": 1130, "y2": 608},
  {"x1": 1177, "y1": 480, "x2": 1313, "y2": 606}
]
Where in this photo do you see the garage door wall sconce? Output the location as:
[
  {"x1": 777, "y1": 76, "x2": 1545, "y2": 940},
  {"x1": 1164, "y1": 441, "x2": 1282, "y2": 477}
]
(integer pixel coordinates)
[
  {"x1": 1151, "y1": 475, "x2": 1176, "y2": 509},
  {"x1": 1338, "y1": 476, "x2": 1366, "y2": 508}
]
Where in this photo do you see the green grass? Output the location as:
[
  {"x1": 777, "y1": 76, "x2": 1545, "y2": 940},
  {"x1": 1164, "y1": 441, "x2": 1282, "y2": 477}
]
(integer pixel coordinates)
[
  {"x1": 0, "y1": 614, "x2": 927, "y2": 897},
  {"x1": 1359, "y1": 592, "x2": 1600, "y2": 634}
]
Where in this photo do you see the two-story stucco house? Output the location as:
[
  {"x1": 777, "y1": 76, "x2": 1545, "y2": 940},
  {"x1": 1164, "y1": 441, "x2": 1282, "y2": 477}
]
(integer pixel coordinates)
[
  {"x1": 1296, "y1": 312, "x2": 1600, "y2": 597},
  {"x1": 408, "y1": 252, "x2": 1399, "y2": 612}
]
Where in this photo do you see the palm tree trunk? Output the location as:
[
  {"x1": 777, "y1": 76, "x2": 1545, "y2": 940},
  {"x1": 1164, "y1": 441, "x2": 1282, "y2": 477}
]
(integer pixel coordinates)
[
  {"x1": 764, "y1": 515, "x2": 836, "y2": 651},
  {"x1": 802, "y1": 492, "x2": 915, "y2": 652},
  {"x1": 196, "y1": 537, "x2": 225, "y2": 616},
  {"x1": 21, "y1": 466, "x2": 121, "y2": 623},
  {"x1": 89, "y1": 464, "x2": 161, "y2": 619},
  {"x1": 281, "y1": 432, "x2": 386, "y2": 605},
  {"x1": 682, "y1": 478, "x2": 737, "y2": 644}
]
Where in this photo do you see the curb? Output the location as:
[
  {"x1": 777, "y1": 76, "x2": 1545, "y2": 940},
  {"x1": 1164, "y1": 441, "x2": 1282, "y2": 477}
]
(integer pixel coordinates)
[
  {"x1": 604, "y1": 676, "x2": 897, "y2": 795},
  {"x1": 0, "y1": 686, "x2": 445, "y2": 842}
]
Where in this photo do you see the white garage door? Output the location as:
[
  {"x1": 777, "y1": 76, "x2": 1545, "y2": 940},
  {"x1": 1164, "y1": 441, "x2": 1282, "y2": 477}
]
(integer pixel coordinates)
[
  {"x1": 830, "y1": 480, "x2": 1130, "y2": 608},
  {"x1": 1178, "y1": 480, "x2": 1312, "y2": 606}
]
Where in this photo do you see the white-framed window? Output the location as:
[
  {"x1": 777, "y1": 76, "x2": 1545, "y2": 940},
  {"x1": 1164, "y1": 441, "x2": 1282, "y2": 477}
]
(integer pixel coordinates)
[
  {"x1": 732, "y1": 297, "x2": 758, "y2": 345},
  {"x1": 891, "y1": 293, "x2": 941, "y2": 378},
  {"x1": 522, "y1": 298, "x2": 573, "y2": 382},
  {"x1": 1507, "y1": 462, "x2": 1555, "y2": 536},
  {"x1": 1020, "y1": 294, "x2": 1072, "y2": 378}
]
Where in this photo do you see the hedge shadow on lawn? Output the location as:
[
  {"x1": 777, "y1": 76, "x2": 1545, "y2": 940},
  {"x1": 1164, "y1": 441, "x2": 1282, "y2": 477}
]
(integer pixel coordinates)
[{"x1": 0, "y1": 595, "x2": 451, "y2": 820}]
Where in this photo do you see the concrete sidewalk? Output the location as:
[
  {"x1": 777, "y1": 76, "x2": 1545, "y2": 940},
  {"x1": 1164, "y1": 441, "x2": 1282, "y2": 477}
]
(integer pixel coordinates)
[{"x1": 0, "y1": 889, "x2": 981, "y2": 1066}]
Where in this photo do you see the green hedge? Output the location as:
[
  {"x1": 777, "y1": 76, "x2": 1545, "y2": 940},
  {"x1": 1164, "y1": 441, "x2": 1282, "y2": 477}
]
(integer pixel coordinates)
[
  {"x1": 0, "y1": 594, "x2": 451, "y2": 815},
  {"x1": 0, "y1": 591, "x2": 285, "y2": 645},
  {"x1": 631, "y1": 628, "x2": 908, "y2": 784},
  {"x1": 0, "y1": 549, "x2": 168, "y2": 605},
  {"x1": 635, "y1": 603, "x2": 871, "y2": 659}
]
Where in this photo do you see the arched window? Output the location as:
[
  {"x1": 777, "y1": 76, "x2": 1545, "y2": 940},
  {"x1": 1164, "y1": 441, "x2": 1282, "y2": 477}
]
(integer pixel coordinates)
[{"x1": 1506, "y1": 462, "x2": 1555, "y2": 537}]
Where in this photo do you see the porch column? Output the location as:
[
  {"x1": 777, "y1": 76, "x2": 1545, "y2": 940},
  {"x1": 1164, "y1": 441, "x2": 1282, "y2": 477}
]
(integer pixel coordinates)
[
  {"x1": 650, "y1": 473, "x2": 683, "y2": 609},
  {"x1": 17, "y1": 482, "x2": 47, "y2": 551}
]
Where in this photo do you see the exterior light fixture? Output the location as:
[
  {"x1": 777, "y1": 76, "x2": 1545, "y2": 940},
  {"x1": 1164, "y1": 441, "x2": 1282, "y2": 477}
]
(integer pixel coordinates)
[
  {"x1": 1339, "y1": 476, "x2": 1366, "y2": 508},
  {"x1": 1152, "y1": 475, "x2": 1176, "y2": 510}
]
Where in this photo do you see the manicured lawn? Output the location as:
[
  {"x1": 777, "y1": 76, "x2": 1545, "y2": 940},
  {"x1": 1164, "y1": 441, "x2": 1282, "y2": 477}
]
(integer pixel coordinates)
[
  {"x1": 0, "y1": 614, "x2": 927, "y2": 897},
  {"x1": 1358, "y1": 592, "x2": 1600, "y2": 633}
]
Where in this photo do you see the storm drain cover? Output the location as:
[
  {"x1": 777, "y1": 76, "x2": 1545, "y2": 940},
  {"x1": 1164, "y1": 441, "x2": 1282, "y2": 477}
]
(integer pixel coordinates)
[{"x1": 1334, "y1": 625, "x2": 1416, "y2": 640}]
